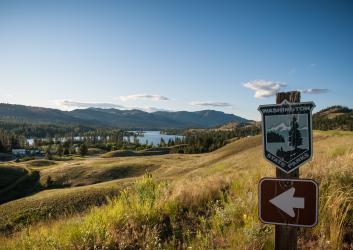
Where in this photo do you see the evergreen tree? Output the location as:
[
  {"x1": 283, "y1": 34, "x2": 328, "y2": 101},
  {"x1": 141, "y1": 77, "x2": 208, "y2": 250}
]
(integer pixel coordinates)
[
  {"x1": 63, "y1": 141, "x2": 71, "y2": 155},
  {"x1": 159, "y1": 138, "x2": 166, "y2": 147},
  {"x1": 0, "y1": 140, "x2": 5, "y2": 153},
  {"x1": 79, "y1": 143, "x2": 88, "y2": 156},
  {"x1": 288, "y1": 116, "x2": 303, "y2": 151},
  {"x1": 45, "y1": 144, "x2": 53, "y2": 160},
  {"x1": 57, "y1": 143, "x2": 64, "y2": 156}
]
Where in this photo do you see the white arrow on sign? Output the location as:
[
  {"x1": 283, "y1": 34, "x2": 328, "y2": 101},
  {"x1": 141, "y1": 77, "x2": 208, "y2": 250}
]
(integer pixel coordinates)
[{"x1": 269, "y1": 187, "x2": 304, "y2": 217}]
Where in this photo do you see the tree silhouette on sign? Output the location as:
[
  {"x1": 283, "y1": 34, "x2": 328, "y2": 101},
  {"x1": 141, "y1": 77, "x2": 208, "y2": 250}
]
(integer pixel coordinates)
[
  {"x1": 267, "y1": 131, "x2": 285, "y2": 142},
  {"x1": 289, "y1": 116, "x2": 303, "y2": 151}
]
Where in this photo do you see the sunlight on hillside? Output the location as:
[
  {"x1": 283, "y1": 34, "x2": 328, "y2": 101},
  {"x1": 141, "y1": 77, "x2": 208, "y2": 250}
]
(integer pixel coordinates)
[{"x1": 0, "y1": 131, "x2": 352, "y2": 249}]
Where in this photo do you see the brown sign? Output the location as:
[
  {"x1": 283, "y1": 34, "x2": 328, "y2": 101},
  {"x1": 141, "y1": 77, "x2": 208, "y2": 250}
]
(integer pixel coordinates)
[{"x1": 259, "y1": 178, "x2": 318, "y2": 227}]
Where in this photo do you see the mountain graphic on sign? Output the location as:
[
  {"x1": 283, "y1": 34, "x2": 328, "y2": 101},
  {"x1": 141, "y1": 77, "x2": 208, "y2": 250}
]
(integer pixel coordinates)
[
  {"x1": 270, "y1": 123, "x2": 291, "y2": 132},
  {"x1": 274, "y1": 116, "x2": 307, "y2": 161}
]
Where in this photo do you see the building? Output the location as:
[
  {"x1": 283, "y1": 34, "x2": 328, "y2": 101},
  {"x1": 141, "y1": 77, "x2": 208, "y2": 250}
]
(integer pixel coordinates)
[{"x1": 12, "y1": 149, "x2": 26, "y2": 156}]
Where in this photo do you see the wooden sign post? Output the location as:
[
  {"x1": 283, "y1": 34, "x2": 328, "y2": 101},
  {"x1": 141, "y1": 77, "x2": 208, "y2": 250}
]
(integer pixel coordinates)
[
  {"x1": 275, "y1": 91, "x2": 300, "y2": 250},
  {"x1": 257, "y1": 91, "x2": 318, "y2": 249}
]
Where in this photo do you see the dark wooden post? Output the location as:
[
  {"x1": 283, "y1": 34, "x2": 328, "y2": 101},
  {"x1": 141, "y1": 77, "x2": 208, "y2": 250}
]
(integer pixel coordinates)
[{"x1": 275, "y1": 91, "x2": 300, "y2": 250}]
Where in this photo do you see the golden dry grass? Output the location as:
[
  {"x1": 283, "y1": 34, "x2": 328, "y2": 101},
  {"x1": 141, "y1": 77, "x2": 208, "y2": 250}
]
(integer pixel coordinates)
[{"x1": 0, "y1": 131, "x2": 352, "y2": 249}]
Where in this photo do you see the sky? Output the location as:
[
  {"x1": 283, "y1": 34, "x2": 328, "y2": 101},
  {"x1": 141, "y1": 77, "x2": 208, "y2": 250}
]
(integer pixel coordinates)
[{"x1": 0, "y1": 0, "x2": 352, "y2": 120}]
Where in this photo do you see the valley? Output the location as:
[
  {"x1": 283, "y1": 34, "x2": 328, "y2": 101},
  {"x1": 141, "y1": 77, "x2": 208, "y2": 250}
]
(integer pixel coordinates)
[{"x1": 0, "y1": 131, "x2": 352, "y2": 249}]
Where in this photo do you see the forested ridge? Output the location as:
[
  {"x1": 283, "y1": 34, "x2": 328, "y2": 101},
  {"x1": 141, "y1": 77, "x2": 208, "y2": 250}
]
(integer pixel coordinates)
[
  {"x1": 313, "y1": 105, "x2": 353, "y2": 131},
  {"x1": 0, "y1": 103, "x2": 248, "y2": 129},
  {"x1": 1, "y1": 105, "x2": 352, "y2": 155}
]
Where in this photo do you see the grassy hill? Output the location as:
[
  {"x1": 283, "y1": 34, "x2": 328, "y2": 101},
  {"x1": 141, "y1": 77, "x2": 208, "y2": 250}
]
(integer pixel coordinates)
[
  {"x1": 0, "y1": 131, "x2": 352, "y2": 249},
  {"x1": 0, "y1": 165, "x2": 40, "y2": 204},
  {"x1": 313, "y1": 105, "x2": 353, "y2": 131}
]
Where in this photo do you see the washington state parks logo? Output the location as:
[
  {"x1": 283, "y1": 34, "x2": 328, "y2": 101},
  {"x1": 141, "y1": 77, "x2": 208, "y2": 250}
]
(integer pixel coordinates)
[{"x1": 258, "y1": 101, "x2": 315, "y2": 173}]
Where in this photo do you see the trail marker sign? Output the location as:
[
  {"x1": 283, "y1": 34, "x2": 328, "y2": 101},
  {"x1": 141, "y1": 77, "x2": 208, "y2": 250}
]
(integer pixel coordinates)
[
  {"x1": 259, "y1": 178, "x2": 319, "y2": 227},
  {"x1": 258, "y1": 101, "x2": 315, "y2": 173}
]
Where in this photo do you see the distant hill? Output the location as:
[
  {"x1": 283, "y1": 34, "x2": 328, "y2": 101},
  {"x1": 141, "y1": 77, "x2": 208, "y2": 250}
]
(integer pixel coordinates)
[
  {"x1": 68, "y1": 108, "x2": 186, "y2": 128},
  {"x1": 0, "y1": 103, "x2": 250, "y2": 129},
  {"x1": 214, "y1": 120, "x2": 259, "y2": 131},
  {"x1": 215, "y1": 121, "x2": 240, "y2": 130},
  {"x1": 314, "y1": 105, "x2": 352, "y2": 118},
  {"x1": 313, "y1": 105, "x2": 353, "y2": 131},
  {"x1": 0, "y1": 103, "x2": 87, "y2": 125},
  {"x1": 153, "y1": 110, "x2": 249, "y2": 128}
]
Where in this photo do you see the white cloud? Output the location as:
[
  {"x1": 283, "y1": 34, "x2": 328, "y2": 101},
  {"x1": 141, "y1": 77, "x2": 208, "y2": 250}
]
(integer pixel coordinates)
[
  {"x1": 0, "y1": 93, "x2": 14, "y2": 101},
  {"x1": 243, "y1": 80, "x2": 286, "y2": 98},
  {"x1": 53, "y1": 100, "x2": 172, "y2": 113},
  {"x1": 190, "y1": 101, "x2": 232, "y2": 107},
  {"x1": 301, "y1": 88, "x2": 329, "y2": 94},
  {"x1": 54, "y1": 100, "x2": 126, "y2": 110},
  {"x1": 118, "y1": 94, "x2": 170, "y2": 101},
  {"x1": 137, "y1": 107, "x2": 172, "y2": 113}
]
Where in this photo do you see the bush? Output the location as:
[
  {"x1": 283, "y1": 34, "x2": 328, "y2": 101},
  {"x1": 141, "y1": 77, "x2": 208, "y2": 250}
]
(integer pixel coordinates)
[{"x1": 79, "y1": 143, "x2": 88, "y2": 156}]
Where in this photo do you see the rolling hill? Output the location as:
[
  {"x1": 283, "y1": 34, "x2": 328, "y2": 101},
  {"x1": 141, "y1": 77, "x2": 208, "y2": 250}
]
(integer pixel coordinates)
[
  {"x1": 0, "y1": 131, "x2": 352, "y2": 249},
  {"x1": 0, "y1": 103, "x2": 249, "y2": 129},
  {"x1": 313, "y1": 105, "x2": 353, "y2": 131}
]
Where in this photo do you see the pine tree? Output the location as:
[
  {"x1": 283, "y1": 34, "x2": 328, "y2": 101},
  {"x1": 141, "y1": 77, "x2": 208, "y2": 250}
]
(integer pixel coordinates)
[
  {"x1": 79, "y1": 143, "x2": 88, "y2": 156},
  {"x1": 289, "y1": 116, "x2": 303, "y2": 151},
  {"x1": 0, "y1": 139, "x2": 4, "y2": 153},
  {"x1": 57, "y1": 143, "x2": 64, "y2": 156},
  {"x1": 159, "y1": 138, "x2": 166, "y2": 147}
]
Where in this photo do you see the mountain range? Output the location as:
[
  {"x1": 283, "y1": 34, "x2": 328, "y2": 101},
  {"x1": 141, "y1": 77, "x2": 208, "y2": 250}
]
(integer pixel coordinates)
[
  {"x1": 0, "y1": 103, "x2": 250, "y2": 129},
  {"x1": 269, "y1": 123, "x2": 291, "y2": 132}
]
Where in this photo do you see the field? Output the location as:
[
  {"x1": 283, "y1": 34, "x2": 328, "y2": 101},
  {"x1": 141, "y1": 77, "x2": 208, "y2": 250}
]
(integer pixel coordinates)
[{"x1": 0, "y1": 131, "x2": 352, "y2": 249}]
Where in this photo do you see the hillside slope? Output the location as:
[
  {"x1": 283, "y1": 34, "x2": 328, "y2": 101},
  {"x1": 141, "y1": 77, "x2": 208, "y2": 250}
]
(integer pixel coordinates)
[
  {"x1": 0, "y1": 131, "x2": 352, "y2": 249},
  {"x1": 314, "y1": 105, "x2": 353, "y2": 131},
  {"x1": 0, "y1": 165, "x2": 40, "y2": 204},
  {"x1": 0, "y1": 136, "x2": 261, "y2": 235}
]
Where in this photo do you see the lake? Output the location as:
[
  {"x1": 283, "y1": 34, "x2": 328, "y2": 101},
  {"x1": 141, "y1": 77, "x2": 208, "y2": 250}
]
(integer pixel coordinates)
[
  {"x1": 124, "y1": 131, "x2": 184, "y2": 145},
  {"x1": 26, "y1": 131, "x2": 184, "y2": 146}
]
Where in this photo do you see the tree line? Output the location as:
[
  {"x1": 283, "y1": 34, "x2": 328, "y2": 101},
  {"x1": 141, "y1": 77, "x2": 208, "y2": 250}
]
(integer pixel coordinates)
[
  {"x1": 313, "y1": 106, "x2": 353, "y2": 131},
  {"x1": 180, "y1": 125, "x2": 261, "y2": 153},
  {"x1": 0, "y1": 122, "x2": 148, "y2": 154},
  {"x1": 0, "y1": 129, "x2": 26, "y2": 153}
]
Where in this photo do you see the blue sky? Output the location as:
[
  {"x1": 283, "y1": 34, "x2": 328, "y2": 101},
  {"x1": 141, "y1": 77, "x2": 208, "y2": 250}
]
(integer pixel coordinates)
[{"x1": 0, "y1": 0, "x2": 352, "y2": 120}]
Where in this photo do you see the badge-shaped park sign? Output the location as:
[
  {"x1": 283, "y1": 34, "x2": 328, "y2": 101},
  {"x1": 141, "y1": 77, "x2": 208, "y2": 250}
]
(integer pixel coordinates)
[{"x1": 258, "y1": 101, "x2": 315, "y2": 173}]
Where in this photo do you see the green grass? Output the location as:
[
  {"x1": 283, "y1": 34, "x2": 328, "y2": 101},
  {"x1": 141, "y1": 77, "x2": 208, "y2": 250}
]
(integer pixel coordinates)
[
  {"x1": 87, "y1": 147, "x2": 106, "y2": 155},
  {"x1": 101, "y1": 148, "x2": 170, "y2": 158},
  {"x1": 38, "y1": 161, "x2": 160, "y2": 188},
  {"x1": 0, "y1": 165, "x2": 28, "y2": 189},
  {"x1": 0, "y1": 175, "x2": 232, "y2": 249},
  {"x1": 0, "y1": 131, "x2": 353, "y2": 249},
  {"x1": 25, "y1": 159, "x2": 57, "y2": 167},
  {"x1": 0, "y1": 165, "x2": 40, "y2": 204},
  {"x1": 0, "y1": 180, "x2": 127, "y2": 235},
  {"x1": 0, "y1": 136, "x2": 259, "y2": 237}
]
